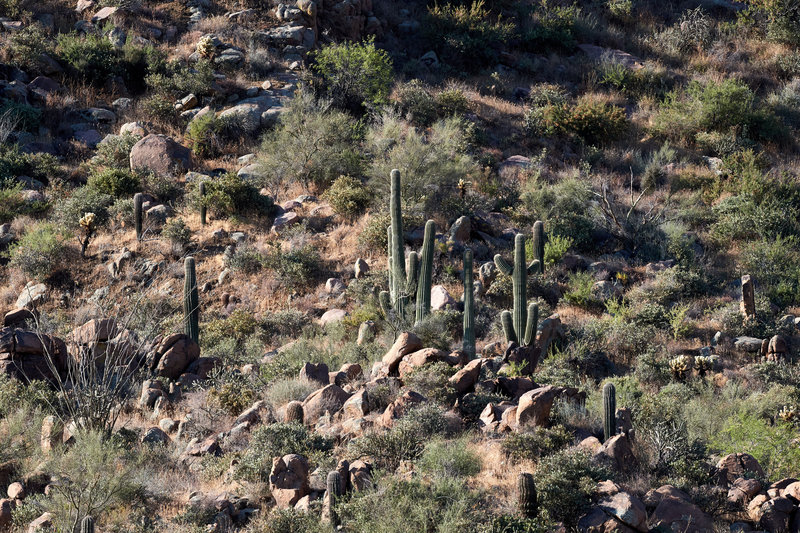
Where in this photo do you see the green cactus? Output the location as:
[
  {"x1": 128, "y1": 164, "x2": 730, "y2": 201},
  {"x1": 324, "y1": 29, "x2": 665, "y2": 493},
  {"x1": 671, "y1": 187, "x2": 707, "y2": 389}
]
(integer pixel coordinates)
[
  {"x1": 184, "y1": 256, "x2": 199, "y2": 344},
  {"x1": 388, "y1": 169, "x2": 406, "y2": 317},
  {"x1": 463, "y1": 248, "x2": 475, "y2": 358},
  {"x1": 327, "y1": 470, "x2": 343, "y2": 527},
  {"x1": 415, "y1": 220, "x2": 436, "y2": 325},
  {"x1": 285, "y1": 401, "x2": 304, "y2": 423},
  {"x1": 517, "y1": 472, "x2": 537, "y2": 518},
  {"x1": 603, "y1": 382, "x2": 616, "y2": 442},
  {"x1": 199, "y1": 181, "x2": 207, "y2": 226},
  {"x1": 495, "y1": 234, "x2": 540, "y2": 346},
  {"x1": 532, "y1": 220, "x2": 544, "y2": 274},
  {"x1": 81, "y1": 516, "x2": 95, "y2": 533},
  {"x1": 134, "y1": 192, "x2": 143, "y2": 241}
]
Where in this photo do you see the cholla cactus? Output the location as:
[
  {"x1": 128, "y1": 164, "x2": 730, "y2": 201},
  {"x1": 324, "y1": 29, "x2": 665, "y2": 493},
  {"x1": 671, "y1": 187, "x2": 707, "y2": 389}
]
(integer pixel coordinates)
[
  {"x1": 778, "y1": 405, "x2": 796, "y2": 424},
  {"x1": 457, "y1": 178, "x2": 472, "y2": 199},
  {"x1": 196, "y1": 35, "x2": 216, "y2": 58},
  {"x1": 695, "y1": 355, "x2": 716, "y2": 377},
  {"x1": 79, "y1": 212, "x2": 97, "y2": 259},
  {"x1": 669, "y1": 355, "x2": 691, "y2": 381}
]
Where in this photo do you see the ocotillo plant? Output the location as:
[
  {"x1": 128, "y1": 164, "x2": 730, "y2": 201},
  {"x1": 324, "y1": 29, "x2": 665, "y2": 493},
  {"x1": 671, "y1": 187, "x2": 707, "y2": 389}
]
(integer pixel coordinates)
[
  {"x1": 184, "y1": 257, "x2": 199, "y2": 344},
  {"x1": 494, "y1": 234, "x2": 540, "y2": 346},
  {"x1": 603, "y1": 382, "x2": 616, "y2": 442},
  {"x1": 327, "y1": 470, "x2": 343, "y2": 527},
  {"x1": 414, "y1": 219, "x2": 436, "y2": 325},
  {"x1": 199, "y1": 181, "x2": 207, "y2": 226},
  {"x1": 517, "y1": 472, "x2": 537, "y2": 518},
  {"x1": 134, "y1": 192, "x2": 143, "y2": 241},
  {"x1": 81, "y1": 516, "x2": 95, "y2": 533},
  {"x1": 463, "y1": 248, "x2": 475, "y2": 358},
  {"x1": 532, "y1": 220, "x2": 545, "y2": 274}
]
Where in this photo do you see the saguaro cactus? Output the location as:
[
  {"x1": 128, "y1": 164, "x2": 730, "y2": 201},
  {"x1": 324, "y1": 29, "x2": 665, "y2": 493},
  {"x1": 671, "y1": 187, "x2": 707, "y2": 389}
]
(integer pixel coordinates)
[
  {"x1": 494, "y1": 234, "x2": 540, "y2": 346},
  {"x1": 532, "y1": 220, "x2": 544, "y2": 274},
  {"x1": 415, "y1": 220, "x2": 436, "y2": 325},
  {"x1": 81, "y1": 516, "x2": 95, "y2": 533},
  {"x1": 389, "y1": 169, "x2": 406, "y2": 316},
  {"x1": 134, "y1": 192, "x2": 143, "y2": 241},
  {"x1": 463, "y1": 248, "x2": 475, "y2": 358},
  {"x1": 285, "y1": 401, "x2": 304, "y2": 423},
  {"x1": 603, "y1": 382, "x2": 616, "y2": 442},
  {"x1": 518, "y1": 472, "x2": 537, "y2": 518},
  {"x1": 326, "y1": 470, "x2": 343, "y2": 527},
  {"x1": 199, "y1": 181, "x2": 207, "y2": 226},
  {"x1": 184, "y1": 257, "x2": 199, "y2": 344}
]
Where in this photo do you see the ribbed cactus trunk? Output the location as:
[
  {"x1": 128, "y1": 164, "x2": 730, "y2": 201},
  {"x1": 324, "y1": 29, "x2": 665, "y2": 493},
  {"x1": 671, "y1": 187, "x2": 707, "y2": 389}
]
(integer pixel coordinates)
[
  {"x1": 517, "y1": 472, "x2": 537, "y2": 518},
  {"x1": 285, "y1": 401, "x2": 304, "y2": 423},
  {"x1": 184, "y1": 257, "x2": 199, "y2": 344},
  {"x1": 389, "y1": 169, "x2": 406, "y2": 317},
  {"x1": 462, "y1": 248, "x2": 475, "y2": 358},
  {"x1": 532, "y1": 220, "x2": 544, "y2": 274},
  {"x1": 495, "y1": 234, "x2": 541, "y2": 346},
  {"x1": 199, "y1": 181, "x2": 207, "y2": 226},
  {"x1": 603, "y1": 382, "x2": 616, "y2": 442},
  {"x1": 415, "y1": 220, "x2": 435, "y2": 325},
  {"x1": 80, "y1": 516, "x2": 95, "y2": 533},
  {"x1": 512, "y1": 234, "x2": 527, "y2": 341},
  {"x1": 327, "y1": 470, "x2": 343, "y2": 528},
  {"x1": 133, "y1": 192, "x2": 143, "y2": 241}
]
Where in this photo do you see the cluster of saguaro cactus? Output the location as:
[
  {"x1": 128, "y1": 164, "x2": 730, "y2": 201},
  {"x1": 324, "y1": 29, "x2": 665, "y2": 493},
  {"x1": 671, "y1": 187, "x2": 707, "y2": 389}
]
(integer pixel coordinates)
[
  {"x1": 184, "y1": 257, "x2": 200, "y2": 344},
  {"x1": 494, "y1": 232, "x2": 540, "y2": 346},
  {"x1": 531, "y1": 220, "x2": 545, "y2": 274},
  {"x1": 517, "y1": 472, "x2": 537, "y2": 518},
  {"x1": 134, "y1": 192, "x2": 143, "y2": 241},
  {"x1": 379, "y1": 170, "x2": 436, "y2": 326},
  {"x1": 81, "y1": 516, "x2": 95, "y2": 533},
  {"x1": 199, "y1": 181, "x2": 207, "y2": 226},
  {"x1": 326, "y1": 470, "x2": 343, "y2": 528},
  {"x1": 463, "y1": 248, "x2": 475, "y2": 358},
  {"x1": 669, "y1": 355, "x2": 691, "y2": 380},
  {"x1": 603, "y1": 382, "x2": 616, "y2": 442}
]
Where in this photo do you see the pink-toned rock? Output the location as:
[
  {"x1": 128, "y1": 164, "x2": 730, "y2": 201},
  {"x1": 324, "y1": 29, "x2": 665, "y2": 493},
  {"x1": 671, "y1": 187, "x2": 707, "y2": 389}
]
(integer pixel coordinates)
[
  {"x1": 299, "y1": 362, "x2": 330, "y2": 386},
  {"x1": 595, "y1": 432, "x2": 636, "y2": 473},
  {"x1": 91, "y1": 5, "x2": 117, "y2": 22},
  {"x1": 430, "y1": 285, "x2": 456, "y2": 310},
  {"x1": 269, "y1": 454, "x2": 309, "y2": 509},
  {"x1": 302, "y1": 384, "x2": 351, "y2": 424},
  {"x1": 381, "y1": 332, "x2": 422, "y2": 374},
  {"x1": 342, "y1": 389, "x2": 370, "y2": 418},
  {"x1": 349, "y1": 460, "x2": 372, "y2": 491},
  {"x1": 381, "y1": 390, "x2": 426, "y2": 427},
  {"x1": 449, "y1": 358, "x2": 482, "y2": 394},
  {"x1": 318, "y1": 309, "x2": 348, "y2": 326},
  {"x1": 149, "y1": 334, "x2": 200, "y2": 379},
  {"x1": 783, "y1": 480, "x2": 800, "y2": 502},
  {"x1": 129, "y1": 134, "x2": 193, "y2": 177},
  {"x1": 578, "y1": 506, "x2": 638, "y2": 532},
  {"x1": 648, "y1": 485, "x2": 713, "y2": 533},
  {"x1": 7, "y1": 482, "x2": 24, "y2": 500},
  {"x1": 71, "y1": 318, "x2": 118, "y2": 345},
  {"x1": 516, "y1": 385, "x2": 563, "y2": 427},
  {"x1": 27, "y1": 512, "x2": 53, "y2": 532},
  {"x1": 728, "y1": 477, "x2": 762, "y2": 506},
  {"x1": 759, "y1": 496, "x2": 794, "y2": 533},
  {"x1": 717, "y1": 453, "x2": 765, "y2": 486},
  {"x1": 398, "y1": 348, "x2": 449, "y2": 377},
  {"x1": 598, "y1": 491, "x2": 647, "y2": 531}
]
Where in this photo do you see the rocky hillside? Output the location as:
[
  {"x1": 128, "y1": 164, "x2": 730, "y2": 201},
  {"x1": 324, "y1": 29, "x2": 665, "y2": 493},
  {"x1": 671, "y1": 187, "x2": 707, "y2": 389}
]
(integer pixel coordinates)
[{"x1": 0, "y1": 0, "x2": 800, "y2": 531}]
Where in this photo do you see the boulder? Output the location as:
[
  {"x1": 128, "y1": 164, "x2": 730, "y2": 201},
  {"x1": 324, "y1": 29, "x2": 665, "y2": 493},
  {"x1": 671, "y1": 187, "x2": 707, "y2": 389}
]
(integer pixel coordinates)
[
  {"x1": 15, "y1": 282, "x2": 46, "y2": 309},
  {"x1": 129, "y1": 134, "x2": 193, "y2": 177},
  {"x1": 302, "y1": 384, "x2": 351, "y2": 424},
  {"x1": 717, "y1": 453, "x2": 765, "y2": 486},
  {"x1": 0, "y1": 328, "x2": 68, "y2": 383},
  {"x1": 318, "y1": 309, "x2": 348, "y2": 326},
  {"x1": 299, "y1": 362, "x2": 330, "y2": 386},
  {"x1": 269, "y1": 454, "x2": 310, "y2": 509},
  {"x1": 430, "y1": 285, "x2": 456, "y2": 310},
  {"x1": 354, "y1": 258, "x2": 370, "y2": 278},
  {"x1": 597, "y1": 492, "x2": 648, "y2": 531},
  {"x1": 595, "y1": 432, "x2": 636, "y2": 473},
  {"x1": 449, "y1": 216, "x2": 471, "y2": 243},
  {"x1": 148, "y1": 334, "x2": 200, "y2": 379},
  {"x1": 219, "y1": 96, "x2": 274, "y2": 135},
  {"x1": 516, "y1": 385, "x2": 566, "y2": 428},
  {"x1": 449, "y1": 358, "x2": 482, "y2": 394},
  {"x1": 381, "y1": 390, "x2": 426, "y2": 427},
  {"x1": 381, "y1": 332, "x2": 422, "y2": 375},
  {"x1": 647, "y1": 485, "x2": 713, "y2": 533},
  {"x1": 398, "y1": 348, "x2": 449, "y2": 377}
]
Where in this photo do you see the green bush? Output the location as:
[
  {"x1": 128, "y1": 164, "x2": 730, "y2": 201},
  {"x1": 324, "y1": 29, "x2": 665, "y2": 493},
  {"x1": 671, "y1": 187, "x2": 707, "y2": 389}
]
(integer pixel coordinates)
[
  {"x1": 502, "y1": 425, "x2": 573, "y2": 463},
  {"x1": 544, "y1": 96, "x2": 627, "y2": 144},
  {"x1": 435, "y1": 88, "x2": 470, "y2": 117},
  {"x1": 741, "y1": 0, "x2": 800, "y2": 44},
  {"x1": 260, "y1": 509, "x2": 321, "y2": 533},
  {"x1": 0, "y1": 184, "x2": 45, "y2": 224},
  {"x1": 0, "y1": 143, "x2": 61, "y2": 185},
  {"x1": 93, "y1": 133, "x2": 140, "y2": 170},
  {"x1": 418, "y1": 438, "x2": 482, "y2": 478},
  {"x1": 403, "y1": 362, "x2": 457, "y2": 405},
  {"x1": 739, "y1": 236, "x2": 800, "y2": 307},
  {"x1": 56, "y1": 33, "x2": 120, "y2": 84},
  {"x1": 236, "y1": 423, "x2": 333, "y2": 481},
  {"x1": 258, "y1": 92, "x2": 364, "y2": 194},
  {"x1": 145, "y1": 58, "x2": 215, "y2": 99},
  {"x1": 7, "y1": 222, "x2": 70, "y2": 280},
  {"x1": 191, "y1": 172, "x2": 276, "y2": 219},
  {"x1": 161, "y1": 217, "x2": 192, "y2": 248},
  {"x1": 87, "y1": 168, "x2": 140, "y2": 198},
  {"x1": 53, "y1": 186, "x2": 113, "y2": 230},
  {"x1": 521, "y1": 0, "x2": 580, "y2": 51},
  {"x1": 263, "y1": 242, "x2": 321, "y2": 292},
  {"x1": 521, "y1": 176, "x2": 596, "y2": 250},
  {"x1": 310, "y1": 37, "x2": 393, "y2": 112},
  {"x1": 0, "y1": 100, "x2": 41, "y2": 133},
  {"x1": 323, "y1": 175, "x2": 371, "y2": 221},
  {"x1": 185, "y1": 114, "x2": 229, "y2": 158},
  {"x1": 395, "y1": 80, "x2": 438, "y2": 126}
]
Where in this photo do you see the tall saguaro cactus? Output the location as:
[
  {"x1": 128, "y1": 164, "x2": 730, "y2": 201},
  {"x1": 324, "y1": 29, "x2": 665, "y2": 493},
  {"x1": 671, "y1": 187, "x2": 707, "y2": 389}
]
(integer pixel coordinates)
[
  {"x1": 517, "y1": 472, "x2": 538, "y2": 518},
  {"x1": 389, "y1": 169, "x2": 406, "y2": 316},
  {"x1": 463, "y1": 248, "x2": 475, "y2": 358},
  {"x1": 532, "y1": 220, "x2": 545, "y2": 274},
  {"x1": 326, "y1": 470, "x2": 343, "y2": 528},
  {"x1": 199, "y1": 181, "x2": 207, "y2": 226},
  {"x1": 184, "y1": 256, "x2": 199, "y2": 344},
  {"x1": 134, "y1": 192, "x2": 143, "y2": 241},
  {"x1": 495, "y1": 234, "x2": 540, "y2": 346},
  {"x1": 603, "y1": 382, "x2": 616, "y2": 442},
  {"x1": 415, "y1": 219, "x2": 436, "y2": 325}
]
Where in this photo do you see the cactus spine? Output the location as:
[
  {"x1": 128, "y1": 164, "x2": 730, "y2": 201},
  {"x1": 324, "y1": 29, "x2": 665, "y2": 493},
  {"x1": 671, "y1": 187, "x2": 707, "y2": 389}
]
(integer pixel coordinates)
[
  {"x1": 326, "y1": 470, "x2": 343, "y2": 527},
  {"x1": 199, "y1": 181, "x2": 207, "y2": 226},
  {"x1": 415, "y1": 220, "x2": 436, "y2": 325},
  {"x1": 81, "y1": 516, "x2": 95, "y2": 533},
  {"x1": 532, "y1": 220, "x2": 544, "y2": 274},
  {"x1": 184, "y1": 257, "x2": 199, "y2": 344},
  {"x1": 494, "y1": 234, "x2": 540, "y2": 346},
  {"x1": 463, "y1": 248, "x2": 475, "y2": 358},
  {"x1": 517, "y1": 472, "x2": 537, "y2": 518},
  {"x1": 603, "y1": 382, "x2": 616, "y2": 442},
  {"x1": 285, "y1": 401, "x2": 304, "y2": 423},
  {"x1": 134, "y1": 192, "x2": 143, "y2": 241}
]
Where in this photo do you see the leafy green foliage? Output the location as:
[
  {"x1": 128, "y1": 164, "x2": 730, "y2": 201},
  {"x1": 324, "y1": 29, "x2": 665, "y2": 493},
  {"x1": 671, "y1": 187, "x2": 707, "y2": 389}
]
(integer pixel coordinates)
[
  {"x1": 544, "y1": 96, "x2": 628, "y2": 144},
  {"x1": 56, "y1": 33, "x2": 119, "y2": 84},
  {"x1": 502, "y1": 425, "x2": 573, "y2": 463},
  {"x1": 7, "y1": 223, "x2": 70, "y2": 280},
  {"x1": 323, "y1": 175, "x2": 371, "y2": 221},
  {"x1": 87, "y1": 168, "x2": 140, "y2": 198},
  {"x1": 191, "y1": 173, "x2": 275, "y2": 219},
  {"x1": 236, "y1": 423, "x2": 333, "y2": 481}
]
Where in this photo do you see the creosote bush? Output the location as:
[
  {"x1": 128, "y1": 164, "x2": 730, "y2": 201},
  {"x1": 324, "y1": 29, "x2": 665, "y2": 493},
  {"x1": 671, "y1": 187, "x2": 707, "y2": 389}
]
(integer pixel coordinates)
[{"x1": 7, "y1": 222, "x2": 70, "y2": 280}]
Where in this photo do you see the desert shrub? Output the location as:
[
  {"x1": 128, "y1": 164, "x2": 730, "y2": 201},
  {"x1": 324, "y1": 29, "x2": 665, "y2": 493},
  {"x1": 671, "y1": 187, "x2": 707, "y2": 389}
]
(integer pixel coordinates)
[
  {"x1": 236, "y1": 423, "x2": 334, "y2": 481},
  {"x1": 358, "y1": 211, "x2": 424, "y2": 250},
  {"x1": 484, "y1": 516, "x2": 552, "y2": 533},
  {"x1": 258, "y1": 92, "x2": 363, "y2": 194},
  {"x1": 418, "y1": 438, "x2": 481, "y2": 478},
  {"x1": 368, "y1": 114, "x2": 477, "y2": 216},
  {"x1": 161, "y1": 218, "x2": 192, "y2": 248},
  {"x1": 0, "y1": 184, "x2": 44, "y2": 224},
  {"x1": 411, "y1": 310, "x2": 462, "y2": 350},
  {"x1": 657, "y1": 7, "x2": 714, "y2": 55},
  {"x1": 403, "y1": 362, "x2": 457, "y2": 405},
  {"x1": 502, "y1": 425, "x2": 573, "y2": 463},
  {"x1": 395, "y1": 80, "x2": 438, "y2": 126},
  {"x1": 310, "y1": 37, "x2": 393, "y2": 113},
  {"x1": 540, "y1": 234, "x2": 572, "y2": 266},
  {"x1": 203, "y1": 309, "x2": 263, "y2": 350},
  {"x1": 534, "y1": 448, "x2": 611, "y2": 528},
  {"x1": 87, "y1": 168, "x2": 140, "y2": 198},
  {"x1": 435, "y1": 88, "x2": 470, "y2": 116},
  {"x1": 56, "y1": 33, "x2": 120, "y2": 84},
  {"x1": 7, "y1": 223, "x2": 70, "y2": 280},
  {"x1": 0, "y1": 100, "x2": 41, "y2": 133},
  {"x1": 544, "y1": 96, "x2": 627, "y2": 144},
  {"x1": 191, "y1": 172, "x2": 276, "y2": 219},
  {"x1": 424, "y1": 0, "x2": 514, "y2": 70},
  {"x1": 521, "y1": 0, "x2": 580, "y2": 51},
  {"x1": 260, "y1": 509, "x2": 321, "y2": 533},
  {"x1": 563, "y1": 271, "x2": 598, "y2": 309},
  {"x1": 185, "y1": 114, "x2": 229, "y2": 157},
  {"x1": 350, "y1": 404, "x2": 450, "y2": 470},
  {"x1": 263, "y1": 242, "x2": 322, "y2": 292},
  {"x1": 739, "y1": 236, "x2": 800, "y2": 307},
  {"x1": 522, "y1": 176, "x2": 596, "y2": 250},
  {"x1": 226, "y1": 246, "x2": 264, "y2": 274},
  {"x1": 323, "y1": 175, "x2": 371, "y2": 221},
  {"x1": 767, "y1": 78, "x2": 800, "y2": 128},
  {"x1": 8, "y1": 25, "x2": 53, "y2": 71},
  {"x1": 0, "y1": 143, "x2": 60, "y2": 184},
  {"x1": 145, "y1": 58, "x2": 215, "y2": 99},
  {"x1": 208, "y1": 374, "x2": 257, "y2": 415},
  {"x1": 262, "y1": 309, "x2": 308, "y2": 340},
  {"x1": 741, "y1": 0, "x2": 800, "y2": 44},
  {"x1": 93, "y1": 133, "x2": 140, "y2": 170},
  {"x1": 264, "y1": 377, "x2": 317, "y2": 407},
  {"x1": 53, "y1": 186, "x2": 113, "y2": 229}
]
